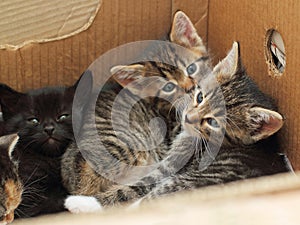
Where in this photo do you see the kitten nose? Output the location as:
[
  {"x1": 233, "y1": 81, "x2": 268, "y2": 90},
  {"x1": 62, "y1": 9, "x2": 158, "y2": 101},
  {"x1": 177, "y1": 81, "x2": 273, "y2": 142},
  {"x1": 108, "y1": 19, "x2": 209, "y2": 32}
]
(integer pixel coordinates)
[
  {"x1": 184, "y1": 111, "x2": 199, "y2": 124},
  {"x1": 44, "y1": 125, "x2": 55, "y2": 135}
]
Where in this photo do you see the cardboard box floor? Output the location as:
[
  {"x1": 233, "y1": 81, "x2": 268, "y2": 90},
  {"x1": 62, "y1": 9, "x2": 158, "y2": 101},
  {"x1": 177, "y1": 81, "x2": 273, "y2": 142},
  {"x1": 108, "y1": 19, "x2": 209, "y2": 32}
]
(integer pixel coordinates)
[
  {"x1": 1, "y1": 0, "x2": 300, "y2": 224},
  {"x1": 13, "y1": 172, "x2": 300, "y2": 225}
]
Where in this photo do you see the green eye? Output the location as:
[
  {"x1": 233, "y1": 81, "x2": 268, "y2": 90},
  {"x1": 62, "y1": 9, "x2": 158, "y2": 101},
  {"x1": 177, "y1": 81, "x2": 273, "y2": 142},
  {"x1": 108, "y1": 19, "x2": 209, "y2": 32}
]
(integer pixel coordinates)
[
  {"x1": 206, "y1": 118, "x2": 219, "y2": 128},
  {"x1": 162, "y1": 82, "x2": 176, "y2": 92},
  {"x1": 57, "y1": 114, "x2": 69, "y2": 122},
  {"x1": 27, "y1": 118, "x2": 39, "y2": 125},
  {"x1": 196, "y1": 91, "x2": 204, "y2": 104},
  {"x1": 186, "y1": 63, "x2": 197, "y2": 75}
]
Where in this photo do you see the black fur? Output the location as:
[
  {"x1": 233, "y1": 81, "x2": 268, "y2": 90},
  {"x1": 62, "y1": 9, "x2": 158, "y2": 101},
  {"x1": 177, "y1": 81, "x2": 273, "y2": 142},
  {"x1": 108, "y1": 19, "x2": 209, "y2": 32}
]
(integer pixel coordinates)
[{"x1": 0, "y1": 70, "x2": 95, "y2": 218}]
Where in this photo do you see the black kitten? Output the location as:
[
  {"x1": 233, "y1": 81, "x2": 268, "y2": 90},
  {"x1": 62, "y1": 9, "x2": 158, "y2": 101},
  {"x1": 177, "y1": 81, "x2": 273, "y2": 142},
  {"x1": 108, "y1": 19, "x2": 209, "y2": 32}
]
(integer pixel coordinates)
[{"x1": 0, "y1": 72, "x2": 91, "y2": 217}]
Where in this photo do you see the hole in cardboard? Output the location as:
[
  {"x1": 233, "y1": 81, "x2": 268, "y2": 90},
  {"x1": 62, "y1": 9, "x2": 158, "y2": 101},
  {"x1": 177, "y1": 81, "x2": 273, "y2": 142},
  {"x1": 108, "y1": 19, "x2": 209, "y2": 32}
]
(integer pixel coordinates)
[{"x1": 265, "y1": 29, "x2": 286, "y2": 77}]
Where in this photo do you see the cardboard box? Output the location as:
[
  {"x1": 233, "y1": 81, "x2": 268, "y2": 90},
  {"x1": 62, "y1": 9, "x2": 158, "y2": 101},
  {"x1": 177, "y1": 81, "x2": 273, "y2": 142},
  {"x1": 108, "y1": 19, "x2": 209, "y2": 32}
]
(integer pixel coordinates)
[
  {"x1": 12, "y1": 172, "x2": 300, "y2": 225},
  {"x1": 1, "y1": 0, "x2": 298, "y2": 169},
  {"x1": 207, "y1": 0, "x2": 300, "y2": 171},
  {"x1": 1, "y1": 0, "x2": 299, "y2": 224}
]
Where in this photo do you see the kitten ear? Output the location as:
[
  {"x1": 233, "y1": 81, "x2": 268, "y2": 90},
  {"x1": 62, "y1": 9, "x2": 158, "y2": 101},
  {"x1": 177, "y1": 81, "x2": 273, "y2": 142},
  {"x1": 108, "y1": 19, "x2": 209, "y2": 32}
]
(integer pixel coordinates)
[
  {"x1": 0, "y1": 84, "x2": 26, "y2": 120},
  {"x1": 213, "y1": 42, "x2": 240, "y2": 83},
  {"x1": 0, "y1": 133, "x2": 19, "y2": 158},
  {"x1": 170, "y1": 11, "x2": 206, "y2": 55},
  {"x1": 111, "y1": 64, "x2": 146, "y2": 95},
  {"x1": 111, "y1": 64, "x2": 145, "y2": 86},
  {"x1": 248, "y1": 107, "x2": 284, "y2": 142}
]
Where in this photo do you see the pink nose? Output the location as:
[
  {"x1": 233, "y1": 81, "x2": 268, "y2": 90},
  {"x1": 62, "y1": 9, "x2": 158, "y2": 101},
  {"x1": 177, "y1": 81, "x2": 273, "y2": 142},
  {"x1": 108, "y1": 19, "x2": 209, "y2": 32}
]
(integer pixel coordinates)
[{"x1": 185, "y1": 111, "x2": 199, "y2": 124}]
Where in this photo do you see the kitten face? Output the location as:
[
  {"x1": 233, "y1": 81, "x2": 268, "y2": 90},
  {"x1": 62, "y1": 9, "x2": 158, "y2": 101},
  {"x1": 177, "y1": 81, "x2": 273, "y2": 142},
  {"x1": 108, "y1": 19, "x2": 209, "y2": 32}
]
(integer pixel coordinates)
[
  {"x1": 111, "y1": 11, "x2": 211, "y2": 113},
  {"x1": 0, "y1": 134, "x2": 22, "y2": 225},
  {"x1": 182, "y1": 75, "x2": 226, "y2": 144},
  {"x1": 0, "y1": 85, "x2": 76, "y2": 157},
  {"x1": 182, "y1": 42, "x2": 284, "y2": 146}
]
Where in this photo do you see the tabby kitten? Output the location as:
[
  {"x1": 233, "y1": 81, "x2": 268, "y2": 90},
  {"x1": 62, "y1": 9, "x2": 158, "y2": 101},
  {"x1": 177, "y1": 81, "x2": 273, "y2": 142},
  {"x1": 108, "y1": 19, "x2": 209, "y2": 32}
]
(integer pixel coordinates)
[
  {"x1": 140, "y1": 42, "x2": 289, "y2": 199},
  {"x1": 0, "y1": 134, "x2": 22, "y2": 225},
  {"x1": 74, "y1": 42, "x2": 288, "y2": 210},
  {"x1": 0, "y1": 73, "x2": 91, "y2": 217},
  {"x1": 62, "y1": 11, "x2": 211, "y2": 213}
]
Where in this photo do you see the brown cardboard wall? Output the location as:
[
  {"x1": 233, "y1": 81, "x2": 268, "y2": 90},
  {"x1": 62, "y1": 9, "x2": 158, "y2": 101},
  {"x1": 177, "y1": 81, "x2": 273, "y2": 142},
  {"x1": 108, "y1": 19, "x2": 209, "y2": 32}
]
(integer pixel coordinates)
[
  {"x1": 208, "y1": 0, "x2": 300, "y2": 169},
  {"x1": 0, "y1": 0, "x2": 172, "y2": 91},
  {"x1": 0, "y1": 0, "x2": 298, "y2": 169}
]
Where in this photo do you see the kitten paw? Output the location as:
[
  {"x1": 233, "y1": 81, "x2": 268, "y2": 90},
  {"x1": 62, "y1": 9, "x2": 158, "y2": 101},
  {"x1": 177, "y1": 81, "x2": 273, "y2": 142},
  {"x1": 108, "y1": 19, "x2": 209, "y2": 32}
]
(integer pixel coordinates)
[{"x1": 64, "y1": 195, "x2": 103, "y2": 214}]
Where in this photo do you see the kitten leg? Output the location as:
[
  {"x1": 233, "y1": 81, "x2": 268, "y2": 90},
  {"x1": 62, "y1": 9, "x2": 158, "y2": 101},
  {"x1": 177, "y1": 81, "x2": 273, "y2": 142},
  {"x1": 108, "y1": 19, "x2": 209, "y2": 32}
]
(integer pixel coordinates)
[
  {"x1": 127, "y1": 177, "x2": 187, "y2": 210},
  {"x1": 143, "y1": 176, "x2": 191, "y2": 200},
  {"x1": 94, "y1": 184, "x2": 153, "y2": 208},
  {"x1": 64, "y1": 195, "x2": 102, "y2": 214}
]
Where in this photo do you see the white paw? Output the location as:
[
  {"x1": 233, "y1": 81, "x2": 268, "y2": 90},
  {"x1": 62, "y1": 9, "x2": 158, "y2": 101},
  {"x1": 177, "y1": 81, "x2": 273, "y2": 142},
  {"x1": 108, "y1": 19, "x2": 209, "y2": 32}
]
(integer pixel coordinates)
[{"x1": 64, "y1": 195, "x2": 103, "y2": 214}]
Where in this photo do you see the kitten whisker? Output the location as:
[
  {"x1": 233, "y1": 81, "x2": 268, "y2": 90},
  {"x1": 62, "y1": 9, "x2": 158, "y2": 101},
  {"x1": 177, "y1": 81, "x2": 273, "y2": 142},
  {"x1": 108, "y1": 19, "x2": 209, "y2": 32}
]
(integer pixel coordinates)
[
  {"x1": 190, "y1": 127, "x2": 214, "y2": 160},
  {"x1": 171, "y1": 95, "x2": 191, "y2": 122},
  {"x1": 15, "y1": 208, "x2": 30, "y2": 218},
  {"x1": 202, "y1": 135, "x2": 214, "y2": 159},
  {"x1": 22, "y1": 165, "x2": 40, "y2": 187},
  {"x1": 194, "y1": 137, "x2": 202, "y2": 164},
  {"x1": 21, "y1": 139, "x2": 38, "y2": 153}
]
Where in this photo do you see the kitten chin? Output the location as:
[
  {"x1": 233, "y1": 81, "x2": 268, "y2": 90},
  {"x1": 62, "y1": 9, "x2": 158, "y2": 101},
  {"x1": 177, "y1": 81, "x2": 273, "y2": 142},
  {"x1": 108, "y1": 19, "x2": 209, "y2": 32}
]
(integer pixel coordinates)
[{"x1": 39, "y1": 139, "x2": 70, "y2": 157}]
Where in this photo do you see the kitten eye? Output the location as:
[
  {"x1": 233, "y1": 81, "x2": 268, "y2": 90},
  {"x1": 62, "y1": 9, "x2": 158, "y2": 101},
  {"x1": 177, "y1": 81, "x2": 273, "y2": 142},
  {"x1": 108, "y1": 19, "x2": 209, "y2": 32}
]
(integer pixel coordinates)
[
  {"x1": 27, "y1": 118, "x2": 39, "y2": 125},
  {"x1": 196, "y1": 91, "x2": 204, "y2": 104},
  {"x1": 162, "y1": 82, "x2": 176, "y2": 92},
  {"x1": 186, "y1": 63, "x2": 198, "y2": 75},
  {"x1": 206, "y1": 118, "x2": 220, "y2": 128},
  {"x1": 57, "y1": 114, "x2": 69, "y2": 122}
]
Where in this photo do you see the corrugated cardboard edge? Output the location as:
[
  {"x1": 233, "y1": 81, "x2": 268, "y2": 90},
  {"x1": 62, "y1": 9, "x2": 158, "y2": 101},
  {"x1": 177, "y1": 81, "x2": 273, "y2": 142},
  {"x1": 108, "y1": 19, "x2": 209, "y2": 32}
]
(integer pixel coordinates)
[
  {"x1": 0, "y1": 0, "x2": 102, "y2": 50},
  {"x1": 13, "y1": 172, "x2": 300, "y2": 225}
]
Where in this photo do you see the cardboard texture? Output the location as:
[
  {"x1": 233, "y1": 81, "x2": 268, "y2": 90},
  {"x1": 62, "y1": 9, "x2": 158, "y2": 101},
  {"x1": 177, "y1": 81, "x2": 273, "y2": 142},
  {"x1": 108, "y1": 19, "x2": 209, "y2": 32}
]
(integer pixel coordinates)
[
  {"x1": 0, "y1": 0, "x2": 299, "y2": 224},
  {"x1": 0, "y1": 0, "x2": 101, "y2": 49},
  {"x1": 0, "y1": 0, "x2": 173, "y2": 90},
  {"x1": 208, "y1": 0, "x2": 300, "y2": 170},
  {"x1": 13, "y1": 172, "x2": 300, "y2": 225}
]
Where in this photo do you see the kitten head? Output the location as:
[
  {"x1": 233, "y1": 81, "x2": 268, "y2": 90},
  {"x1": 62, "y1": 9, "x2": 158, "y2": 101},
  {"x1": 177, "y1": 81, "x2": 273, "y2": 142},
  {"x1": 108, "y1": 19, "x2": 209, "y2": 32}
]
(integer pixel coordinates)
[
  {"x1": 0, "y1": 81, "x2": 79, "y2": 157},
  {"x1": 0, "y1": 134, "x2": 22, "y2": 225},
  {"x1": 111, "y1": 57, "x2": 212, "y2": 117},
  {"x1": 110, "y1": 12, "x2": 211, "y2": 116},
  {"x1": 183, "y1": 42, "x2": 283, "y2": 146}
]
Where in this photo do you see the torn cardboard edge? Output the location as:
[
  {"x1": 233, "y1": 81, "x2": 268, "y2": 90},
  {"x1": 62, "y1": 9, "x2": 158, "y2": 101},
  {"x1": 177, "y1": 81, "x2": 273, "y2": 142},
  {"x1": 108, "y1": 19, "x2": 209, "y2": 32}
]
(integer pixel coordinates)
[
  {"x1": 264, "y1": 29, "x2": 286, "y2": 77},
  {"x1": 0, "y1": 0, "x2": 102, "y2": 50}
]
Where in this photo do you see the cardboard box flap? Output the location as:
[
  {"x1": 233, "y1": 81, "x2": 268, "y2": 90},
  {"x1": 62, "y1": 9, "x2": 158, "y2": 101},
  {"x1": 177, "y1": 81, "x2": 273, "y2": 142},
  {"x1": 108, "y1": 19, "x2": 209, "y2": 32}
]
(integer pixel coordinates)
[{"x1": 0, "y1": 0, "x2": 101, "y2": 50}]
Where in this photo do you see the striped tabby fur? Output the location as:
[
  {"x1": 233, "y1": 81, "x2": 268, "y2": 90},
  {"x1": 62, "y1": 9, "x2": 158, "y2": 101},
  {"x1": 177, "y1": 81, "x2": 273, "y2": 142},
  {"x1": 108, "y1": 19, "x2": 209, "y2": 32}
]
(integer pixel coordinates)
[
  {"x1": 87, "y1": 42, "x2": 289, "y2": 208},
  {"x1": 61, "y1": 11, "x2": 211, "y2": 206}
]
